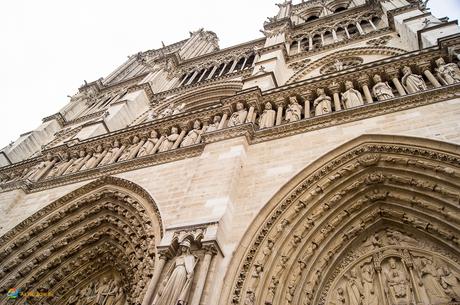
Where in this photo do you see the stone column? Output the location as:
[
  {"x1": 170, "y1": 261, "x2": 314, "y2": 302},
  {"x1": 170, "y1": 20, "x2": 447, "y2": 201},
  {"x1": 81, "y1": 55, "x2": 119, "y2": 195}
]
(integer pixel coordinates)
[
  {"x1": 309, "y1": 36, "x2": 313, "y2": 50},
  {"x1": 344, "y1": 27, "x2": 350, "y2": 39},
  {"x1": 275, "y1": 98, "x2": 285, "y2": 126},
  {"x1": 356, "y1": 22, "x2": 365, "y2": 35},
  {"x1": 369, "y1": 19, "x2": 377, "y2": 30},
  {"x1": 386, "y1": 67, "x2": 406, "y2": 96},
  {"x1": 218, "y1": 110, "x2": 230, "y2": 130},
  {"x1": 190, "y1": 245, "x2": 217, "y2": 305},
  {"x1": 186, "y1": 71, "x2": 199, "y2": 85},
  {"x1": 246, "y1": 100, "x2": 258, "y2": 124},
  {"x1": 218, "y1": 62, "x2": 228, "y2": 77},
  {"x1": 150, "y1": 135, "x2": 165, "y2": 155},
  {"x1": 197, "y1": 68, "x2": 208, "y2": 83},
  {"x1": 408, "y1": 265, "x2": 423, "y2": 304},
  {"x1": 228, "y1": 60, "x2": 238, "y2": 74},
  {"x1": 297, "y1": 40, "x2": 301, "y2": 53},
  {"x1": 320, "y1": 33, "x2": 325, "y2": 46},
  {"x1": 172, "y1": 125, "x2": 188, "y2": 149},
  {"x1": 141, "y1": 254, "x2": 168, "y2": 305},
  {"x1": 241, "y1": 57, "x2": 248, "y2": 70},
  {"x1": 375, "y1": 267, "x2": 388, "y2": 305},
  {"x1": 418, "y1": 61, "x2": 442, "y2": 88},
  {"x1": 329, "y1": 82, "x2": 342, "y2": 111},
  {"x1": 206, "y1": 66, "x2": 218, "y2": 80},
  {"x1": 332, "y1": 29, "x2": 338, "y2": 42},
  {"x1": 357, "y1": 75, "x2": 373, "y2": 104},
  {"x1": 302, "y1": 89, "x2": 313, "y2": 118}
]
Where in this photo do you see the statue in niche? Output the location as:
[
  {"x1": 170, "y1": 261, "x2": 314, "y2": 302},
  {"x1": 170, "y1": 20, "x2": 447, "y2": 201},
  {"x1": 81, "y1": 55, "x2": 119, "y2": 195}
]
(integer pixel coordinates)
[
  {"x1": 99, "y1": 140, "x2": 122, "y2": 166},
  {"x1": 227, "y1": 102, "x2": 248, "y2": 127},
  {"x1": 435, "y1": 57, "x2": 460, "y2": 85},
  {"x1": 81, "y1": 145, "x2": 105, "y2": 170},
  {"x1": 401, "y1": 66, "x2": 427, "y2": 94},
  {"x1": 47, "y1": 152, "x2": 71, "y2": 177},
  {"x1": 342, "y1": 80, "x2": 364, "y2": 109},
  {"x1": 417, "y1": 258, "x2": 450, "y2": 303},
  {"x1": 344, "y1": 268, "x2": 364, "y2": 305},
  {"x1": 158, "y1": 127, "x2": 179, "y2": 152},
  {"x1": 439, "y1": 266, "x2": 460, "y2": 299},
  {"x1": 64, "y1": 150, "x2": 87, "y2": 174},
  {"x1": 383, "y1": 258, "x2": 412, "y2": 305},
  {"x1": 153, "y1": 239, "x2": 196, "y2": 305},
  {"x1": 181, "y1": 120, "x2": 203, "y2": 147},
  {"x1": 137, "y1": 130, "x2": 159, "y2": 157},
  {"x1": 285, "y1": 96, "x2": 302, "y2": 123},
  {"x1": 313, "y1": 88, "x2": 332, "y2": 116},
  {"x1": 258, "y1": 102, "x2": 276, "y2": 129},
  {"x1": 205, "y1": 115, "x2": 221, "y2": 133},
  {"x1": 372, "y1": 74, "x2": 394, "y2": 101},
  {"x1": 361, "y1": 264, "x2": 379, "y2": 305},
  {"x1": 23, "y1": 153, "x2": 56, "y2": 181},
  {"x1": 118, "y1": 136, "x2": 141, "y2": 162}
]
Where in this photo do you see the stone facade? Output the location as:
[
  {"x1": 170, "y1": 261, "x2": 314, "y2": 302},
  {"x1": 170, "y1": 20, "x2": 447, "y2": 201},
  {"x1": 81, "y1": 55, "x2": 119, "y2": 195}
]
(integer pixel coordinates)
[{"x1": 1, "y1": 0, "x2": 460, "y2": 305}]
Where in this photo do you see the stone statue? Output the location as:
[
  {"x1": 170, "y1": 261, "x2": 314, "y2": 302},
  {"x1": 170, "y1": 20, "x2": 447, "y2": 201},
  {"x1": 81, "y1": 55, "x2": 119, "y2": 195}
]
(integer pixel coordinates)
[
  {"x1": 334, "y1": 59, "x2": 344, "y2": 72},
  {"x1": 153, "y1": 239, "x2": 196, "y2": 305},
  {"x1": 435, "y1": 57, "x2": 460, "y2": 85},
  {"x1": 64, "y1": 150, "x2": 87, "y2": 174},
  {"x1": 313, "y1": 88, "x2": 332, "y2": 116},
  {"x1": 81, "y1": 145, "x2": 105, "y2": 170},
  {"x1": 172, "y1": 103, "x2": 185, "y2": 115},
  {"x1": 341, "y1": 81, "x2": 364, "y2": 109},
  {"x1": 372, "y1": 74, "x2": 394, "y2": 101},
  {"x1": 439, "y1": 265, "x2": 460, "y2": 299},
  {"x1": 118, "y1": 136, "x2": 141, "y2": 162},
  {"x1": 158, "y1": 104, "x2": 175, "y2": 119},
  {"x1": 285, "y1": 96, "x2": 302, "y2": 122},
  {"x1": 181, "y1": 120, "x2": 203, "y2": 147},
  {"x1": 206, "y1": 115, "x2": 221, "y2": 133},
  {"x1": 344, "y1": 268, "x2": 364, "y2": 305},
  {"x1": 258, "y1": 102, "x2": 276, "y2": 129},
  {"x1": 99, "y1": 140, "x2": 122, "y2": 166},
  {"x1": 384, "y1": 258, "x2": 411, "y2": 304},
  {"x1": 23, "y1": 153, "x2": 56, "y2": 181},
  {"x1": 361, "y1": 264, "x2": 379, "y2": 305},
  {"x1": 146, "y1": 109, "x2": 158, "y2": 122},
  {"x1": 47, "y1": 152, "x2": 71, "y2": 177},
  {"x1": 401, "y1": 66, "x2": 427, "y2": 94},
  {"x1": 158, "y1": 127, "x2": 179, "y2": 152},
  {"x1": 95, "y1": 277, "x2": 113, "y2": 305},
  {"x1": 418, "y1": 258, "x2": 450, "y2": 303},
  {"x1": 227, "y1": 102, "x2": 248, "y2": 127},
  {"x1": 137, "y1": 130, "x2": 159, "y2": 157},
  {"x1": 104, "y1": 280, "x2": 124, "y2": 305}
]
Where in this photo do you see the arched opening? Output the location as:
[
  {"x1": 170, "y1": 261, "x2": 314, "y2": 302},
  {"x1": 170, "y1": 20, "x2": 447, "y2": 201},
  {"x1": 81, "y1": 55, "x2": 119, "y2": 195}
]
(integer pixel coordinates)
[
  {"x1": 347, "y1": 23, "x2": 359, "y2": 37},
  {"x1": 305, "y1": 15, "x2": 319, "y2": 22},
  {"x1": 312, "y1": 34, "x2": 322, "y2": 49},
  {"x1": 334, "y1": 6, "x2": 347, "y2": 13},
  {"x1": 234, "y1": 57, "x2": 246, "y2": 72},
  {"x1": 0, "y1": 176, "x2": 163, "y2": 305},
  {"x1": 244, "y1": 54, "x2": 256, "y2": 69},
  {"x1": 322, "y1": 30, "x2": 334, "y2": 45},
  {"x1": 360, "y1": 19, "x2": 373, "y2": 34},
  {"x1": 222, "y1": 135, "x2": 460, "y2": 305}
]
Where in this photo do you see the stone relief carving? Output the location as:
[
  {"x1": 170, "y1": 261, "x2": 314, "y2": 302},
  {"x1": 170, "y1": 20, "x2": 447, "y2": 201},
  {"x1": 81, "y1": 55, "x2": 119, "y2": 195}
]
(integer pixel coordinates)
[
  {"x1": 435, "y1": 57, "x2": 460, "y2": 85},
  {"x1": 181, "y1": 120, "x2": 204, "y2": 147},
  {"x1": 227, "y1": 102, "x2": 248, "y2": 127},
  {"x1": 205, "y1": 115, "x2": 221, "y2": 133},
  {"x1": 285, "y1": 96, "x2": 302, "y2": 123},
  {"x1": 137, "y1": 130, "x2": 160, "y2": 157},
  {"x1": 320, "y1": 57, "x2": 364, "y2": 75},
  {"x1": 258, "y1": 102, "x2": 276, "y2": 129},
  {"x1": 401, "y1": 66, "x2": 427, "y2": 94},
  {"x1": 372, "y1": 74, "x2": 394, "y2": 101},
  {"x1": 159, "y1": 127, "x2": 180, "y2": 152},
  {"x1": 313, "y1": 88, "x2": 332, "y2": 116}
]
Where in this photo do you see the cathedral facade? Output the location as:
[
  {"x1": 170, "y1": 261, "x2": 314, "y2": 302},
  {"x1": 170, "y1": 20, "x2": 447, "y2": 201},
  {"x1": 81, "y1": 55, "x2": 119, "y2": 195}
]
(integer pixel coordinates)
[{"x1": 1, "y1": 0, "x2": 460, "y2": 304}]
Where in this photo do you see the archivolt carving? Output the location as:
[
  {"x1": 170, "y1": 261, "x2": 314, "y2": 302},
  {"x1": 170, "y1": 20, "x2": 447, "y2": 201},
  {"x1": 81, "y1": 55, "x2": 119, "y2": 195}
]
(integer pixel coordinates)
[
  {"x1": 223, "y1": 135, "x2": 460, "y2": 305},
  {"x1": 0, "y1": 176, "x2": 163, "y2": 305},
  {"x1": 287, "y1": 46, "x2": 406, "y2": 83}
]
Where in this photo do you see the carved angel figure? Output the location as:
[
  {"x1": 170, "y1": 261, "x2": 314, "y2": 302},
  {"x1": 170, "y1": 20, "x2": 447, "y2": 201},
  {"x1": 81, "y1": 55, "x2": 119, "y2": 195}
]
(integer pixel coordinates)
[
  {"x1": 439, "y1": 265, "x2": 460, "y2": 299},
  {"x1": 153, "y1": 240, "x2": 196, "y2": 305},
  {"x1": 372, "y1": 74, "x2": 394, "y2": 101},
  {"x1": 285, "y1": 96, "x2": 302, "y2": 122},
  {"x1": 341, "y1": 81, "x2": 364, "y2": 109},
  {"x1": 227, "y1": 102, "x2": 248, "y2": 127},
  {"x1": 435, "y1": 57, "x2": 460, "y2": 85},
  {"x1": 314, "y1": 88, "x2": 332, "y2": 116},
  {"x1": 401, "y1": 66, "x2": 427, "y2": 94},
  {"x1": 418, "y1": 258, "x2": 450, "y2": 303},
  {"x1": 361, "y1": 264, "x2": 379, "y2": 305},
  {"x1": 258, "y1": 102, "x2": 276, "y2": 129}
]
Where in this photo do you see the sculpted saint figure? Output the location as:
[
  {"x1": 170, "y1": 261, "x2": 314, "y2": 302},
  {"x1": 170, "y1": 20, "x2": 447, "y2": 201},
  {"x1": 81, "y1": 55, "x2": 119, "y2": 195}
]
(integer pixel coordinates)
[
  {"x1": 158, "y1": 104, "x2": 174, "y2": 119},
  {"x1": 313, "y1": 88, "x2": 332, "y2": 116},
  {"x1": 418, "y1": 258, "x2": 450, "y2": 303},
  {"x1": 172, "y1": 103, "x2": 185, "y2": 115},
  {"x1": 64, "y1": 150, "x2": 87, "y2": 174},
  {"x1": 435, "y1": 57, "x2": 460, "y2": 85},
  {"x1": 95, "y1": 277, "x2": 113, "y2": 305},
  {"x1": 227, "y1": 102, "x2": 248, "y2": 127},
  {"x1": 158, "y1": 127, "x2": 179, "y2": 152},
  {"x1": 99, "y1": 140, "x2": 122, "y2": 166},
  {"x1": 258, "y1": 102, "x2": 276, "y2": 129},
  {"x1": 372, "y1": 74, "x2": 394, "y2": 101},
  {"x1": 118, "y1": 136, "x2": 141, "y2": 162},
  {"x1": 205, "y1": 115, "x2": 221, "y2": 133},
  {"x1": 181, "y1": 120, "x2": 203, "y2": 147},
  {"x1": 24, "y1": 153, "x2": 56, "y2": 181},
  {"x1": 361, "y1": 264, "x2": 379, "y2": 305},
  {"x1": 439, "y1": 266, "x2": 460, "y2": 299},
  {"x1": 401, "y1": 66, "x2": 427, "y2": 94},
  {"x1": 384, "y1": 258, "x2": 411, "y2": 305},
  {"x1": 153, "y1": 240, "x2": 196, "y2": 305},
  {"x1": 47, "y1": 152, "x2": 71, "y2": 177},
  {"x1": 342, "y1": 81, "x2": 364, "y2": 109},
  {"x1": 81, "y1": 145, "x2": 105, "y2": 170},
  {"x1": 137, "y1": 130, "x2": 159, "y2": 157},
  {"x1": 285, "y1": 96, "x2": 302, "y2": 122},
  {"x1": 344, "y1": 268, "x2": 364, "y2": 305}
]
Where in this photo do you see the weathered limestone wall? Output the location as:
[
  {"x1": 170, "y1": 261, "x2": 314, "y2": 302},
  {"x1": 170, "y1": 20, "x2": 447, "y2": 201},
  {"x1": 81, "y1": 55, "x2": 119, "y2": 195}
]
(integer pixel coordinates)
[{"x1": 0, "y1": 97, "x2": 459, "y2": 302}]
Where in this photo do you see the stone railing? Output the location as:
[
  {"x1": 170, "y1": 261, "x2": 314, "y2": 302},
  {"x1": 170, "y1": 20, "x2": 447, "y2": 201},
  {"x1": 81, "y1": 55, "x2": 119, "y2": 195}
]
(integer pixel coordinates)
[{"x1": 0, "y1": 46, "x2": 459, "y2": 193}]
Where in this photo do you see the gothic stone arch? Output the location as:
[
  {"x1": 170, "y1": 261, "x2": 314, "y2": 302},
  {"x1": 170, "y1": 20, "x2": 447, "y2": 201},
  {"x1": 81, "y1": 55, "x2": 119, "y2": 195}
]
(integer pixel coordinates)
[
  {"x1": 223, "y1": 135, "x2": 460, "y2": 305},
  {"x1": 0, "y1": 176, "x2": 163, "y2": 305}
]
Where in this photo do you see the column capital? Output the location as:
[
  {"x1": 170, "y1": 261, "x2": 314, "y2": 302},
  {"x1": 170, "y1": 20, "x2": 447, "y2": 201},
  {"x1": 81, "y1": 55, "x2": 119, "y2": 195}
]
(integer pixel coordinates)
[
  {"x1": 274, "y1": 96, "x2": 286, "y2": 107},
  {"x1": 178, "y1": 121, "x2": 190, "y2": 130},
  {"x1": 357, "y1": 75, "x2": 370, "y2": 86},
  {"x1": 416, "y1": 60, "x2": 431, "y2": 71},
  {"x1": 301, "y1": 89, "x2": 314, "y2": 100},
  {"x1": 203, "y1": 243, "x2": 219, "y2": 256},
  {"x1": 328, "y1": 81, "x2": 340, "y2": 93},
  {"x1": 385, "y1": 67, "x2": 399, "y2": 79}
]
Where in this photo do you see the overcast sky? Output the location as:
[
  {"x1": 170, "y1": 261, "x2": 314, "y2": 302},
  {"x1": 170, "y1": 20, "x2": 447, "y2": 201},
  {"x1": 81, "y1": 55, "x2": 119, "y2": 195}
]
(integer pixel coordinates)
[{"x1": 0, "y1": 0, "x2": 459, "y2": 149}]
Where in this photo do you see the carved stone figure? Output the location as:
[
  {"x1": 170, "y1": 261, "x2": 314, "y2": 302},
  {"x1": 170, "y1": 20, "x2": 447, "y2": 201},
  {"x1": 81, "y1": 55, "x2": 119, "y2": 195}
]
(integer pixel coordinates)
[
  {"x1": 95, "y1": 277, "x2": 113, "y2": 304},
  {"x1": 64, "y1": 150, "x2": 87, "y2": 174},
  {"x1": 384, "y1": 258, "x2": 411, "y2": 305},
  {"x1": 172, "y1": 103, "x2": 185, "y2": 115},
  {"x1": 439, "y1": 266, "x2": 460, "y2": 299},
  {"x1": 153, "y1": 240, "x2": 196, "y2": 305},
  {"x1": 435, "y1": 57, "x2": 460, "y2": 85},
  {"x1": 99, "y1": 140, "x2": 122, "y2": 166},
  {"x1": 313, "y1": 88, "x2": 332, "y2": 116},
  {"x1": 181, "y1": 120, "x2": 203, "y2": 147},
  {"x1": 401, "y1": 66, "x2": 427, "y2": 94},
  {"x1": 285, "y1": 96, "x2": 302, "y2": 122},
  {"x1": 137, "y1": 130, "x2": 159, "y2": 157},
  {"x1": 342, "y1": 81, "x2": 364, "y2": 109},
  {"x1": 372, "y1": 74, "x2": 394, "y2": 101},
  {"x1": 418, "y1": 258, "x2": 450, "y2": 303},
  {"x1": 344, "y1": 268, "x2": 364, "y2": 305},
  {"x1": 158, "y1": 104, "x2": 174, "y2": 119},
  {"x1": 23, "y1": 153, "x2": 56, "y2": 181},
  {"x1": 334, "y1": 59, "x2": 344, "y2": 72},
  {"x1": 361, "y1": 264, "x2": 379, "y2": 305},
  {"x1": 258, "y1": 102, "x2": 276, "y2": 129},
  {"x1": 81, "y1": 145, "x2": 105, "y2": 170},
  {"x1": 227, "y1": 102, "x2": 248, "y2": 127},
  {"x1": 118, "y1": 136, "x2": 141, "y2": 162},
  {"x1": 146, "y1": 109, "x2": 158, "y2": 122},
  {"x1": 158, "y1": 127, "x2": 179, "y2": 152},
  {"x1": 206, "y1": 115, "x2": 221, "y2": 132}
]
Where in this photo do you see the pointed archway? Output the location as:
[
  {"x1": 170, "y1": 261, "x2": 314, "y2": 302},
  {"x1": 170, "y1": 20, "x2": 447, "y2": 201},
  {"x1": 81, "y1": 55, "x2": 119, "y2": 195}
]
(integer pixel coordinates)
[
  {"x1": 222, "y1": 135, "x2": 460, "y2": 305},
  {"x1": 0, "y1": 176, "x2": 163, "y2": 305}
]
